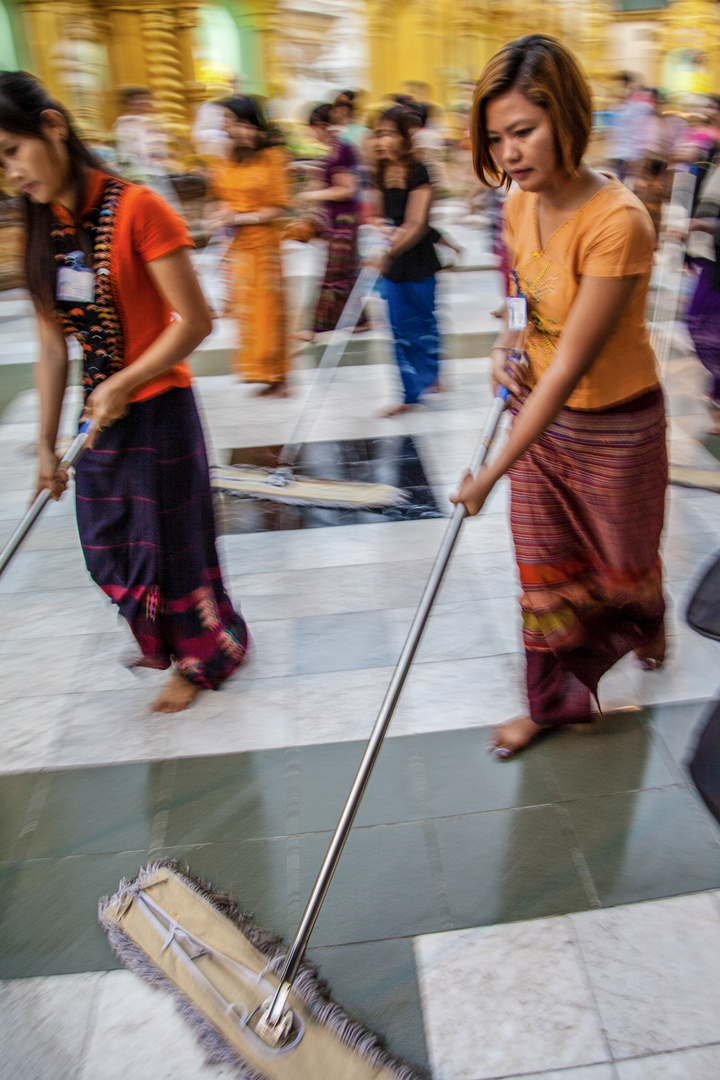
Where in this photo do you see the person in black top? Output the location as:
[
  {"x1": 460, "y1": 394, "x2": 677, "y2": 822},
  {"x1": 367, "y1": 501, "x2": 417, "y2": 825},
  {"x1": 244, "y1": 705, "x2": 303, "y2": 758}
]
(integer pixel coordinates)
[{"x1": 370, "y1": 106, "x2": 441, "y2": 416}]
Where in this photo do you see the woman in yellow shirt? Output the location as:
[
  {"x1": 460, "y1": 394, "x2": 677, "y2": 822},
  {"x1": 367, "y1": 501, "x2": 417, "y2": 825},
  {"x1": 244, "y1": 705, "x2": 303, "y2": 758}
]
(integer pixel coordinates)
[
  {"x1": 452, "y1": 35, "x2": 667, "y2": 757},
  {"x1": 208, "y1": 97, "x2": 290, "y2": 395}
]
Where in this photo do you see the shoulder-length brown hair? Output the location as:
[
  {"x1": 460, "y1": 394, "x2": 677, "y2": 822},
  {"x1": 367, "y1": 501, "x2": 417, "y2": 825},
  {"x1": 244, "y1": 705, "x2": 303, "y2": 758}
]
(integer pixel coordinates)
[
  {"x1": 472, "y1": 34, "x2": 592, "y2": 189},
  {"x1": 372, "y1": 106, "x2": 415, "y2": 191}
]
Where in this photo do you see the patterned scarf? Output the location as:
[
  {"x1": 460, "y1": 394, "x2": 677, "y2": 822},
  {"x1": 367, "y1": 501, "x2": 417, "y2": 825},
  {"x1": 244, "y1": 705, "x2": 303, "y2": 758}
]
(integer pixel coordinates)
[{"x1": 51, "y1": 176, "x2": 127, "y2": 400}]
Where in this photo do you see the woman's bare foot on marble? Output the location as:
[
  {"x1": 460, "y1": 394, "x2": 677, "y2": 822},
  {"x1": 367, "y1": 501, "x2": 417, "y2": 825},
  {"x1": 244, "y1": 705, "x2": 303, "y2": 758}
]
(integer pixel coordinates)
[
  {"x1": 379, "y1": 402, "x2": 412, "y2": 417},
  {"x1": 152, "y1": 670, "x2": 201, "y2": 713},
  {"x1": 634, "y1": 624, "x2": 666, "y2": 671},
  {"x1": 291, "y1": 329, "x2": 315, "y2": 342},
  {"x1": 489, "y1": 715, "x2": 542, "y2": 758}
]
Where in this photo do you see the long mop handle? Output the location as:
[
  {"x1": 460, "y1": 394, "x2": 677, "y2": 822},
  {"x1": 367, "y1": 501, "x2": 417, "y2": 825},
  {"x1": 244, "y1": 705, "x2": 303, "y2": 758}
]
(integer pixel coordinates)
[
  {"x1": 0, "y1": 420, "x2": 92, "y2": 578},
  {"x1": 261, "y1": 384, "x2": 511, "y2": 1034},
  {"x1": 278, "y1": 264, "x2": 380, "y2": 470},
  {"x1": 649, "y1": 166, "x2": 694, "y2": 381}
]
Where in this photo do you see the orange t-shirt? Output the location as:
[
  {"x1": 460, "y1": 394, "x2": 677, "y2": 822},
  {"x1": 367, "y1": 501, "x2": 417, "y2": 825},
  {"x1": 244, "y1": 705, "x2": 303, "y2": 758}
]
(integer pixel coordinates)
[
  {"x1": 502, "y1": 177, "x2": 659, "y2": 410},
  {"x1": 51, "y1": 170, "x2": 194, "y2": 402}
]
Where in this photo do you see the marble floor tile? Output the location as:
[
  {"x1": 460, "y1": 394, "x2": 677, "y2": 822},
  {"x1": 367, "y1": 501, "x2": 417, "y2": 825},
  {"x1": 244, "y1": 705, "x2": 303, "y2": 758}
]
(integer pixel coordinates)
[
  {"x1": 414, "y1": 918, "x2": 608, "y2": 1080},
  {"x1": 0, "y1": 693, "x2": 74, "y2": 773},
  {"x1": 571, "y1": 893, "x2": 720, "y2": 1059},
  {"x1": 167, "y1": 678, "x2": 292, "y2": 757},
  {"x1": 79, "y1": 969, "x2": 239, "y2": 1079},
  {"x1": 391, "y1": 653, "x2": 525, "y2": 736},
  {"x1": 615, "y1": 1044, "x2": 720, "y2": 1079},
  {"x1": 52, "y1": 686, "x2": 172, "y2": 768},
  {"x1": 497, "y1": 1068, "x2": 616, "y2": 1080},
  {"x1": 0, "y1": 971, "x2": 103, "y2": 1080},
  {"x1": 0, "y1": 546, "x2": 93, "y2": 595},
  {"x1": 0, "y1": 634, "x2": 87, "y2": 700},
  {"x1": 284, "y1": 666, "x2": 393, "y2": 745},
  {"x1": 0, "y1": 585, "x2": 120, "y2": 642}
]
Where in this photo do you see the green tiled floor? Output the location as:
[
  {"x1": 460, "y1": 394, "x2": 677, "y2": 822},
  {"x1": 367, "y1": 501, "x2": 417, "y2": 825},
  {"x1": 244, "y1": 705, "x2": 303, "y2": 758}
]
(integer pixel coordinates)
[{"x1": 1, "y1": 700, "x2": 720, "y2": 1072}]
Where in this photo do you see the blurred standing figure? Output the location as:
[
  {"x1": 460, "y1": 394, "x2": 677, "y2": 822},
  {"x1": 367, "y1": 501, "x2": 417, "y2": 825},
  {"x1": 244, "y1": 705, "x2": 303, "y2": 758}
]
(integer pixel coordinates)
[
  {"x1": 332, "y1": 91, "x2": 369, "y2": 151},
  {"x1": 207, "y1": 96, "x2": 290, "y2": 395},
  {"x1": 407, "y1": 102, "x2": 450, "y2": 196},
  {"x1": 686, "y1": 156, "x2": 720, "y2": 433},
  {"x1": 453, "y1": 36, "x2": 666, "y2": 757},
  {"x1": 371, "y1": 105, "x2": 441, "y2": 416},
  {"x1": 605, "y1": 73, "x2": 653, "y2": 184},
  {"x1": 113, "y1": 87, "x2": 171, "y2": 187},
  {"x1": 294, "y1": 103, "x2": 366, "y2": 340}
]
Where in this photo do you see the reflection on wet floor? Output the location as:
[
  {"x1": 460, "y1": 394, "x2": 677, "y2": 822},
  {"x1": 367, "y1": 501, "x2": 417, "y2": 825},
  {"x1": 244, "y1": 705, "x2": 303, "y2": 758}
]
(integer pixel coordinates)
[{"x1": 216, "y1": 436, "x2": 443, "y2": 533}]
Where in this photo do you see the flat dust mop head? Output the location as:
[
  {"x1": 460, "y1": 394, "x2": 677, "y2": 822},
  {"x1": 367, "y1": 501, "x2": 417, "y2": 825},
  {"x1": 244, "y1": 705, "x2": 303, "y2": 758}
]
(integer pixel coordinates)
[
  {"x1": 99, "y1": 860, "x2": 424, "y2": 1080},
  {"x1": 211, "y1": 464, "x2": 409, "y2": 510}
]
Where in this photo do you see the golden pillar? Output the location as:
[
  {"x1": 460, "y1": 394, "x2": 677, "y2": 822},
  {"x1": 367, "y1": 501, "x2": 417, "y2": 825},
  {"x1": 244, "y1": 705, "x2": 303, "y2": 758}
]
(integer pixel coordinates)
[
  {"x1": 21, "y1": 0, "x2": 71, "y2": 97},
  {"x1": 254, "y1": 1, "x2": 282, "y2": 98},
  {"x1": 660, "y1": 0, "x2": 720, "y2": 91},
  {"x1": 140, "y1": 6, "x2": 190, "y2": 131}
]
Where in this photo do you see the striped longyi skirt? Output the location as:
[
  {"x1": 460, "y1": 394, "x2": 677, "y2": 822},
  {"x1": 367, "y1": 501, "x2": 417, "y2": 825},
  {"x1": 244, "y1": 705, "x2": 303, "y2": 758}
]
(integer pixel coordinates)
[
  {"x1": 74, "y1": 386, "x2": 248, "y2": 689},
  {"x1": 509, "y1": 386, "x2": 667, "y2": 726}
]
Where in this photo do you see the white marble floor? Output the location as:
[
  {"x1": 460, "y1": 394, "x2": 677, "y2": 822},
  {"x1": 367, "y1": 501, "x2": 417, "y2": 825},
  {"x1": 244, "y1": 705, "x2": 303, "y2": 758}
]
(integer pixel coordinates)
[
  {"x1": 1, "y1": 293, "x2": 720, "y2": 1079},
  {"x1": 2, "y1": 892, "x2": 720, "y2": 1080}
]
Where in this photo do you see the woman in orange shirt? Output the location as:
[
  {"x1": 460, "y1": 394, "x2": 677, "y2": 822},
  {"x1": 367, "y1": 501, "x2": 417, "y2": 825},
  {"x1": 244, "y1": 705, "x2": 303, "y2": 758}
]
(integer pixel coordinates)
[
  {"x1": 207, "y1": 96, "x2": 290, "y2": 395},
  {"x1": 0, "y1": 71, "x2": 249, "y2": 713},
  {"x1": 452, "y1": 37, "x2": 667, "y2": 757}
]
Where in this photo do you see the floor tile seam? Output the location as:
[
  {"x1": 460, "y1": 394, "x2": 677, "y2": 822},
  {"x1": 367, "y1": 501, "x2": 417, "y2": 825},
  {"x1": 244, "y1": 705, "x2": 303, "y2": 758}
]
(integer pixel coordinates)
[
  {"x1": 551, "y1": 803, "x2": 602, "y2": 911},
  {"x1": 564, "y1": 910, "x2": 618, "y2": 1071},
  {"x1": 75, "y1": 969, "x2": 107, "y2": 1079},
  {"x1": 609, "y1": 1039, "x2": 720, "y2": 1064}
]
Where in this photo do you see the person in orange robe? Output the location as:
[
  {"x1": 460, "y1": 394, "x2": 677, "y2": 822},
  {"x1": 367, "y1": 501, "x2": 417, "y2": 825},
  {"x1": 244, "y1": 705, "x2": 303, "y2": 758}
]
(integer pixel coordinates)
[{"x1": 208, "y1": 97, "x2": 291, "y2": 395}]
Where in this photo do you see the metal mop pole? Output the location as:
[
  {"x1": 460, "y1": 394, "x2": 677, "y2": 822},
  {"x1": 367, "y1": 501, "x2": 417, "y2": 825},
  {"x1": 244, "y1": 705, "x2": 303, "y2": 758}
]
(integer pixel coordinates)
[
  {"x1": 273, "y1": 263, "x2": 380, "y2": 477},
  {"x1": 255, "y1": 383, "x2": 512, "y2": 1042},
  {"x1": 0, "y1": 420, "x2": 92, "y2": 578}
]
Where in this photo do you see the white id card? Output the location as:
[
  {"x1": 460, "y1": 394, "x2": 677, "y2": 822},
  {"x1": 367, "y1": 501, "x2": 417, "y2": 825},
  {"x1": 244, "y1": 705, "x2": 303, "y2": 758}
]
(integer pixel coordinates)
[
  {"x1": 57, "y1": 266, "x2": 95, "y2": 304},
  {"x1": 506, "y1": 295, "x2": 528, "y2": 331}
]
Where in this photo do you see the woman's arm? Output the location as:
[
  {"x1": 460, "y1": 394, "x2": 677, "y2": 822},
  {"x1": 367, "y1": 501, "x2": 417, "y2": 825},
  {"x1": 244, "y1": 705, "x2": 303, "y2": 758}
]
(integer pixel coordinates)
[
  {"x1": 83, "y1": 247, "x2": 212, "y2": 436},
  {"x1": 452, "y1": 273, "x2": 641, "y2": 514},
  {"x1": 300, "y1": 169, "x2": 357, "y2": 204},
  {"x1": 35, "y1": 313, "x2": 70, "y2": 499}
]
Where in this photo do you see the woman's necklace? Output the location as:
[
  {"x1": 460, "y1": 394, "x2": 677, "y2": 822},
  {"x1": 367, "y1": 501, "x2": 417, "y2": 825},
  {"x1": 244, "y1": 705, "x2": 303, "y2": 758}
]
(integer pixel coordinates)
[{"x1": 384, "y1": 163, "x2": 407, "y2": 188}]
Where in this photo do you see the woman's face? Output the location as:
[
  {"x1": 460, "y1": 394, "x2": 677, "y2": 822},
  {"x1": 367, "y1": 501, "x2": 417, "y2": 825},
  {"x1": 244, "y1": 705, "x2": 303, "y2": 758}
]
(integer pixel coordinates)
[
  {"x1": 375, "y1": 120, "x2": 404, "y2": 163},
  {"x1": 224, "y1": 111, "x2": 259, "y2": 149},
  {"x1": 0, "y1": 116, "x2": 69, "y2": 204},
  {"x1": 311, "y1": 122, "x2": 332, "y2": 147},
  {"x1": 485, "y1": 89, "x2": 561, "y2": 193}
]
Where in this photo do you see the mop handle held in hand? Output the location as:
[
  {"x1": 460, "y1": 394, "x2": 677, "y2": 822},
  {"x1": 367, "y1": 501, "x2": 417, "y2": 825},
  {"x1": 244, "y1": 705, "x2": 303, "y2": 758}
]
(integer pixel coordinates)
[
  {"x1": 263, "y1": 384, "x2": 510, "y2": 1030},
  {"x1": 0, "y1": 420, "x2": 92, "y2": 578}
]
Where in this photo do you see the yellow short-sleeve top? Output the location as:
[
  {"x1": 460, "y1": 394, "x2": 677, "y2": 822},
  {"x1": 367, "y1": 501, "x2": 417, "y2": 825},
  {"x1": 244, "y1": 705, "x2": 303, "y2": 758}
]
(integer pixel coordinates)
[{"x1": 502, "y1": 177, "x2": 659, "y2": 410}]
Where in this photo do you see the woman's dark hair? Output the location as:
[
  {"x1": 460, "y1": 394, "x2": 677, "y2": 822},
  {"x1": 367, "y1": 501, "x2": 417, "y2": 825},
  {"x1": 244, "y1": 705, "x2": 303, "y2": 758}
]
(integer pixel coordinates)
[
  {"x1": 409, "y1": 102, "x2": 429, "y2": 129},
  {"x1": 308, "y1": 103, "x2": 333, "y2": 128},
  {"x1": 221, "y1": 95, "x2": 269, "y2": 156},
  {"x1": 0, "y1": 70, "x2": 108, "y2": 312},
  {"x1": 334, "y1": 90, "x2": 356, "y2": 113},
  {"x1": 372, "y1": 105, "x2": 415, "y2": 191},
  {"x1": 472, "y1": 34, "x2": 592, "y2": 189}
]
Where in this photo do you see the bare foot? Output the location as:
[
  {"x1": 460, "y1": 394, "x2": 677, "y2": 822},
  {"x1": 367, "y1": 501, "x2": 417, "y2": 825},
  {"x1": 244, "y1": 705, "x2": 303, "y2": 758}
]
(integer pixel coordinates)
[
  {"x1": 634, "y1": 624, "x2": 666, "y2": 670},
  {"x1": 379, "y1": 402, "x2": 413, "y2": 417},
  {"x1": 258, "y1": 381, "x2": 290, "y2": 398},
  {"x1": 489, "y1": 715, "x2": 542, "y2": 758},
  {"x1": 291, "y1": 330, "x2": 315, "y2": 342},
  {"x1": 151, "y1": 670, "x2": 201, "y2": 713}
]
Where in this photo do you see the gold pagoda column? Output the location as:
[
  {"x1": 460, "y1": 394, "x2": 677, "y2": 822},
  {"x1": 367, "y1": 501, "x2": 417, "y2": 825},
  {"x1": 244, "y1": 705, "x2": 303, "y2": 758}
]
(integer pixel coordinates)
[
  {"x1": 175, "y1": 4, "x2": 206, "y2": 115},
  {"x1": 21, "y1": 0, "x2": 71, "y2": 97},
  {"x1": 140, "y1": 5, "x2": 190, "y2": 132},
  {"x1": 367, "y1": 1, "x2": 394, "y2": 102},
  {"x1": 254, "y1": 1, "x2": 282, "y2": 98},
  {"x1": 661, "y1": 0, "x2": 720, "y2": 91}
]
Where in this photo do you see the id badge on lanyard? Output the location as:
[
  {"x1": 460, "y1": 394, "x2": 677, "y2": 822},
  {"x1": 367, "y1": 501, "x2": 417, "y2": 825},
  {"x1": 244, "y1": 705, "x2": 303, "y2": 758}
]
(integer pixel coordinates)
[
  {"x1": 57, "y1": 250, "x2": 95, "y2": 304},
  {"x1": 506, "y1": 270, "x2": 528, "y2": 332}
]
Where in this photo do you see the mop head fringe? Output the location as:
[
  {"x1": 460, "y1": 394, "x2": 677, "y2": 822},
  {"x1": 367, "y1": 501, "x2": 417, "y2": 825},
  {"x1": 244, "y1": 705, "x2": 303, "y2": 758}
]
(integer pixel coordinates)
[
  {"x1": 669, "y1": 464, "x2": 720, "y2": 493},
  {"x1": 99, "y1": 859, "x2": 427, "y2": 1080},
  {"x1": 211, "y1": 465, "x2": 409, "y2": 510}
]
